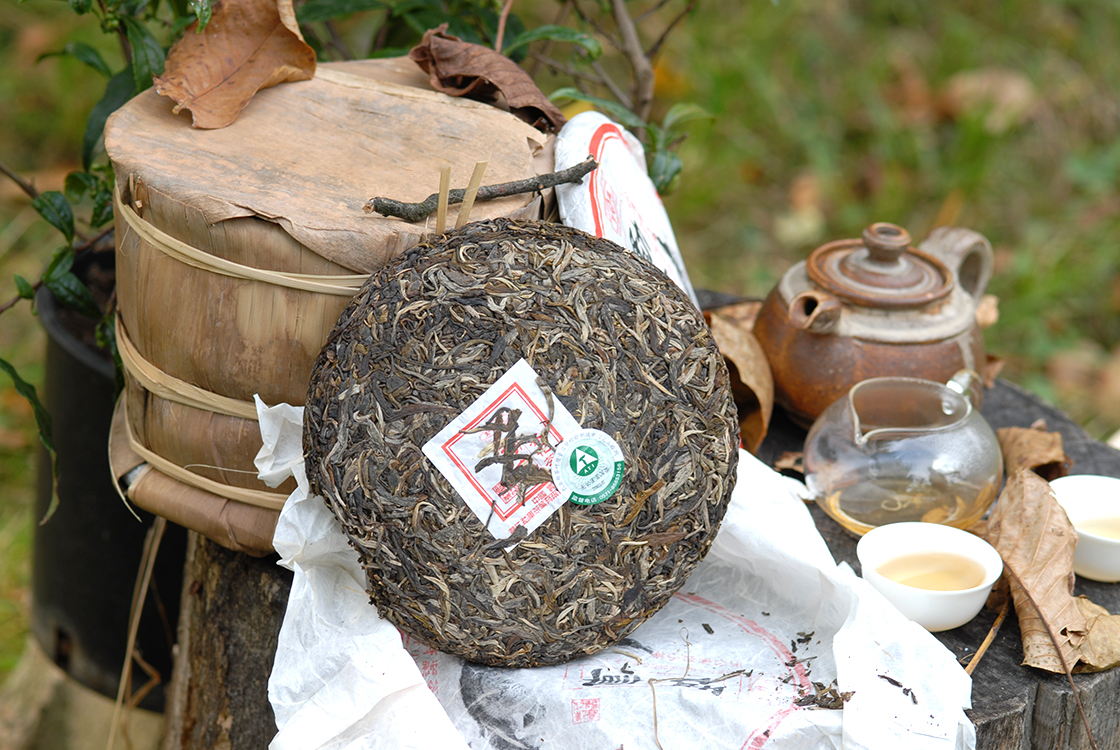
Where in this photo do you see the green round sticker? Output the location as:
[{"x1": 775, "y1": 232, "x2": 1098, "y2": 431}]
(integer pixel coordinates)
[{"x1": 552, "y1": 429, "x2": 624, "y2": 505}]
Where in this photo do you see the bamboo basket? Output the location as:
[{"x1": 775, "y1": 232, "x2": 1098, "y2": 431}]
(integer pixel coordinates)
[{"x1": 104, "y1": 57, "x2": 555, "y2": 554}]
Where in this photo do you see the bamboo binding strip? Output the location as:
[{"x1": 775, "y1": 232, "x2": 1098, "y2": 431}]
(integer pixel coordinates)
[{"x1": 113, "y1": 185, "x2": 369, "y2": 296}]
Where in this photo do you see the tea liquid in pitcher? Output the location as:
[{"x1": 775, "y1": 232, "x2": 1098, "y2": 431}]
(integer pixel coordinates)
[{"x1": 818, "y1": 477, "x2": 998, "y2": 536}]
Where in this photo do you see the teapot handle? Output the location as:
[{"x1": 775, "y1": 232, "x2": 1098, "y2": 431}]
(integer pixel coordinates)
[{"x1": 917, "y1": 227, "x2": 994, "y2": 301}]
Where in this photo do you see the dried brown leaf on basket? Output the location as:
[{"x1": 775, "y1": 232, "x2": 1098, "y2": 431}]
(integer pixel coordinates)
[
  {"x1": 154, "y1": 0, "x2": 316, "y2": 129},
  {"x1": 708, "y1": 311, "x2": 773, "y2": 453},
  {"x1": 985, "y1": 469, "x2": 1120, "y2": 673},
  {"x1": 409, "y1": 24, "x2": 567, "y2": 133},
  {"x1": 997, "y1": 423, "x2": 1072, "y2": 481}
]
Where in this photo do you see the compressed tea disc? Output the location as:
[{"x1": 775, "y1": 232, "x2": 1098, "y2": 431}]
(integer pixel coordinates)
[{"x1": 304, "y1": 219, "x2": 739, "y2": 667}]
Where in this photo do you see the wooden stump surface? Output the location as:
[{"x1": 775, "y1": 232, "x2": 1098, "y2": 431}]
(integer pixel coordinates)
[{"x1": 757, "y1": 378, "x2": 1120, "y2": 750}]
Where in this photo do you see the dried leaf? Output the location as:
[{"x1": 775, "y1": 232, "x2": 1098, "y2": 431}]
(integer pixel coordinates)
[
  {"x1": 1075, "y1": 596, "x2": 1120, "y2": 671},
  {"x1": 708, "y1": 311, "x2": 773, "y2": 453},
  {"x1": 975, "y1": 293, "x2": 999, "y2": 329},
  {"x1": 154, "y1": 0, "x2": 316, "y2": 129},
  {"x1": 997, "y1": 424, "x2": 1072, "y2": 481},
  {"x1": 985, "y1": 469, "x2": 1085, "y2": 673},
  {"x1": 409, "y1": 24, "x2": 566, "y2": 134}
]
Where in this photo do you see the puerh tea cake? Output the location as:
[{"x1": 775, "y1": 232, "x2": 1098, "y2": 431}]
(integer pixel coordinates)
[{"x1": 303, "y1": 219, "x2": 739, "y2": 667}]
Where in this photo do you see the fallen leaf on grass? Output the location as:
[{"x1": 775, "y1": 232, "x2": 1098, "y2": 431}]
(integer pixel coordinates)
[
  {"x1": 409, "y1": 24, "x2": 566, "y2": 134},
  {"x1": 997, "y1": 423, "x2": 1072, "y2": 481},
  {"x1": 154, "y1": 0, "x2": 316, "y2": 129},
  {"x1": 985, "y1": 469, "x2": 1120, "y2": 673}
]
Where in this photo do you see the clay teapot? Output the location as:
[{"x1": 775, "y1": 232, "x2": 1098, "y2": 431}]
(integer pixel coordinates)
[{"x1": 752, "y1": 222, "x2": 994, "y2": 425}]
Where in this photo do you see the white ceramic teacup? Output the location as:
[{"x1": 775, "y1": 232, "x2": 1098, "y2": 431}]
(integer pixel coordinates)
[
  {"x1": 856, "y1": 522, "x2": 1004, "y2": 632},
  {"x1": 1050, "y1": 474, "x2": 1120, "y2": 583}
]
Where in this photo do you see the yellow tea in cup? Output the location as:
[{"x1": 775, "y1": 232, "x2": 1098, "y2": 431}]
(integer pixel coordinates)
[
  {"x1": 1077, "y1": 516, "x2": 1120, "y2": 540},
  {"x1": 876, "y1": 552, "x2": 987, "y2": 591}
]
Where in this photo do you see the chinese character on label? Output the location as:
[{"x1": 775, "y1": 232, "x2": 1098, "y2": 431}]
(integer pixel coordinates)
[{"x1": 422, "y1": 359, "x2": 582, "y2": 540}]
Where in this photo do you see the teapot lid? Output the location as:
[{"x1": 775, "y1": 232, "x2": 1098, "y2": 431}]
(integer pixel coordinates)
[{"x1": 806, "y1": 223, "x2": 953, "y2": 309}]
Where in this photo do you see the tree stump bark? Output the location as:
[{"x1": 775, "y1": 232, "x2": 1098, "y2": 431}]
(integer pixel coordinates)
[{"x1": 161, "y1": 533, "x2": 292, "y2": 750}]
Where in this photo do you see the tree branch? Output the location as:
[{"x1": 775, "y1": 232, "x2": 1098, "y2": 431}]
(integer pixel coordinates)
[
  {"x1": 591, "y1": 59, "x2": 633, "y2": 109},
  {"x1": 610, "y1": 0, "x2": 656, "y2": 122},
  {"x1": 572, "y1": 0, "x2": 621, "y2": 52},
  {"x1": 647, "y1": 0, "x2": 697, "y2": 60},
  {"x1": 527, "y1": 0, "x2": 575, "y2": 77},
  {"x1": 0, "y1": 161, "x2": 39, "y2": 201},
  {"x1": 494, "y1": 0, "x2": 516, "y2": 53},
  {"x1": 365, "y1": 157, "x2": 598, "y2": 223}
]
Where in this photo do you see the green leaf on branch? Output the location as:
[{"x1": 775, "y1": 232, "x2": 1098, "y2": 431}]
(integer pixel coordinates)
[
  {"x1": 661, "y1": 101, "x2": 713, "y2": 132},
  {"x1": 14, "y1": 275, "x2": 35, "y2": 300},
  {"x1": 32, "y1": 192, "x2": 75, "y2": 245},
  {"x1": 64, "y1": 171, "x2": 100, "y2": 202},
  {"x1": 39, "y1": 42, "x2": 112, "y2": 77},
  {"x1": 549, "y1": 87, "x2": 645, "y2": 131},
  {"x1": 0, "y1": 357, "x2": 54, "y2": 455},
  {"x1": 68, "y1": 0, "x2": 93, "y2": 15},
  {"x1": 297, "y1": 0, "x2": 386, "y2": 24},
  {"x1": 43, "y1": 248, "x2": 102, "y2": 319},
  {"x1": 504, "y1": 25, "x2": 602, "y2": 59},
  {"x1": 91, "y1": 188, "x2": 114, "y2": 228},
  {"x1": 649, "y1": 149, "x2": 682, "y2": 193},
  {"x1": 121, "y1": 17, "x2": 166, "y2": 92},
  {"x1": 189, "y1": 0, "x2": 214, "y2": 30},
  {"x1": 83, "y1": 68, "x2": 135, "y2": 170}
]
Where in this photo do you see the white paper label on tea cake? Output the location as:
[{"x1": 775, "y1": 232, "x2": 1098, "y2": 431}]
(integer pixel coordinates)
[
  {"x1": 551, "y1": 429, "x2": 625, "y2": 506},
  {"x1": 554, "y1": 110, "x2": 700, "y2": 308},
  {"x1": 422, "y1": 359, "x2": 582, "y2": 540}
]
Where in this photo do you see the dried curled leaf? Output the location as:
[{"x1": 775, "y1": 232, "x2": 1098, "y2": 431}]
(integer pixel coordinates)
[
  {"x1": 154, "y1": 0, "x2": 316, "y2": 129},
  {"x1": 985, "y1": 469, "x2": 1085, "y2": 673},
  {"x1": 985, "y1": 469, "x2": 1120, "y2": 673},
  {"x1": 997, "y1": 424, "x2": 1072, "y2": 481},
  {"x1": 708, "y1": 309, "x2": 773, "y2": 453},
  {"x1": 409, "y1": 24, "x2": 566, "y2": 134}
]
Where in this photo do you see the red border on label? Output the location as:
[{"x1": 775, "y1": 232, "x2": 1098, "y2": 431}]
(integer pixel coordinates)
[
  {"x1": 587, "y1": 123, "x2": 626, "y2": 238},
  {"x1": 440, "y1": 382, "x2": 565, "y2": 521}
]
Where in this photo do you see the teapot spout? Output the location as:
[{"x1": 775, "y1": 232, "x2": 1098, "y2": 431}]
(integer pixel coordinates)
[{"x1": 788, "y1": 290, "x2": 842, "y2": 334}]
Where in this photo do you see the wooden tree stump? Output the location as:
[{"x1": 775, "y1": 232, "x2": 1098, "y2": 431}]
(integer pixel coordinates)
[{"x1": 160, "y1": 533, "x2": 292, "y2": 750}]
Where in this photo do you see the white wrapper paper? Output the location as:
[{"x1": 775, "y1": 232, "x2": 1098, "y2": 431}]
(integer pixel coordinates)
[{"x1": 258, "y1": 398, "x2": 975, "y2": 750}]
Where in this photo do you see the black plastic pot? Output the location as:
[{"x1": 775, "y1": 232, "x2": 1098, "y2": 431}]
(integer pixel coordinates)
[{"x1": 31, "y1": 251, "x2": 186, "y2": 711}]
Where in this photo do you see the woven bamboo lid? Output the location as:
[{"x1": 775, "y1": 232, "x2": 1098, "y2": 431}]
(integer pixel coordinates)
[{"x1": 304, "y1": 219, "x2": 740, "y2": 667}]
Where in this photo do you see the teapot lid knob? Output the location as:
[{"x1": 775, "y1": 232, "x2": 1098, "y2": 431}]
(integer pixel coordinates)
[{"x1": 863, "y1": 223, "x2": 911, "y2": 265}]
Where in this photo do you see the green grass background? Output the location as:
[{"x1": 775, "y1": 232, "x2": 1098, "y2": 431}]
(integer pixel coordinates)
[{"x1": 1, "y1": 0, "x2": 1119, "y2": 682}]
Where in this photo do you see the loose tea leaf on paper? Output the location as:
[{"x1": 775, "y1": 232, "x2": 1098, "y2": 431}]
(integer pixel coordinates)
[
  {"x1": 708, "y1": 310, "x2": 773, "y2": 453},
  {"x1": 154, "y1": 0, "x2": 316, "y2": 129},
  {"x1": 997, "y1": 423, "x2": 1072, "y2": 481},
  {"x1": 409, "y1": 24, "x2": 566, "y2": 134},
  {"x1": 985, "y1": 469, "x2": 1120, "y2": 673}
]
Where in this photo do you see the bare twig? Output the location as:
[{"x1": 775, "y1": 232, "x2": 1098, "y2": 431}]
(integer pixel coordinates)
[
  {"x1": 324, "y1": 20, "x2": 353, "y2": 60},
  {"x1": 527, "y1": 0, "x2": 575, "y2": 77},
  {"x1": 366, "y1": 157, "x2": 598, "y2": 223},
  {"x1": 647, "y1": 0, "x2": 697, "y2": 59},
  {"x1": 572, "y1": 0, "x2": 621, "y2": 51},
  {"x1": 531, "y1": 52, "x2": 613, "y2": 89},
  {"x1": 494, "y1": 0, "x2": 516, "y2": 53},
  {"x1": 0, "y1": 161, "x2": 39, "y2": 200},
  {"x1": 963, "y1": 597, "x2": 1010, "y2": 676},
  {"x1": 610, "y1": 0, "x2": 656, "y2": 122},
  {"x1": 636, "y1": 0, "x2": 676, "y2": 25},
  {"x1": 591, "y1": 59, "x2": 633, "y2": 109}
]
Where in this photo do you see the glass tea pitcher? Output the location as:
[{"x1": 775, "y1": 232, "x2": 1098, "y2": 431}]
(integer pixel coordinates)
[{"x1": 803, "y1": 370, "x2": 1003, "y2": 536}]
